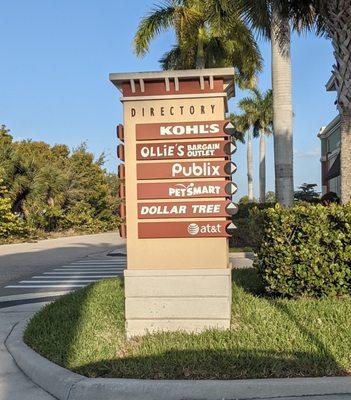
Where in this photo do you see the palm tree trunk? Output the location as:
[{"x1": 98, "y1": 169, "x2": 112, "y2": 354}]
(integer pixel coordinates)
[
  {"x1": 259, "y1": 131, "x2": 266, "y2": 203},
  {"x1": 324, "y1": 1, "x2": 351, "y2": 204},
  {"x1": 340, "y1": 113, "x2": 351, "y2": 203},
  {"x1": 247, "y1": 130, "x2": 253, "y2": 202},
  {"x1": 196, "y1": 26, "x2": 205, "y2": 69},
  {"x1": 271, "y1": 6, "x2": 294, "y2": 207}
]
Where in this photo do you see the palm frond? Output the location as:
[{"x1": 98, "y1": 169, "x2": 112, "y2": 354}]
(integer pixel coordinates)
[{"x1": 134, "y1": 1, "x2": 177, "y2": 57}]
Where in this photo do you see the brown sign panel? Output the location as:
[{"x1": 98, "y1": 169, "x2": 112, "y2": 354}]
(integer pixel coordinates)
[
  {"x1": 138, "y1": 220, "x2": 231, "y2": 238},
  {"x1": 117, "y1": 144, "x2": 125, "y2": 161},
  {"x1": 119, "y1": 203, "x2": 126, "y2": 218},
  {"x1": 118, "y1": 164, "x2": 125, "y2": 179},
  {"x1": 137, "y1": 181, "x2": 237, "y2": 200},
  {"x1": 119, "y1": 184, "x2": 126, "y2": 199},
  {"x1": 137, "y1": 161, "x2": 236, "y2": 180},
  {"x1": 136, "y1": 121, "x2": 230, "y2": 141},
  {"x1": 138, "y1": 200, "x2": 232, "y2": 219},
  {"x1": 118, "y1": 224, "x2": 127, "y2": 239},
  {"x1": 116, "y1": 124, "x2": 124, "y2": 141},
  {"x1": 136, "y1": 140, "x2": 236, "y2": 161}
]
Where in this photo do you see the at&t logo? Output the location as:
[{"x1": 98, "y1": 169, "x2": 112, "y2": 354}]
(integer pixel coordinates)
[{"x1": 187, "y1": 223, "x2": 200, "y2": 236}]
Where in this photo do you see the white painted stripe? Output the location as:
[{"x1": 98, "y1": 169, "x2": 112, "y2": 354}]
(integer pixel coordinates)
[
  {"x1": 73, "y1": 260, "x2": 125, "y2": 263},
  {"x1": 5, "y1": 285, "x2": 87, "y2": 288},
  {"x1": 66, "y1": 265, "x2": 125, "y2": 268},
  {"x1": 65, "y1": 264, "x2": 126, "y2": 267},
  {"x1": 59, "y1": 266, "x2": 123, "y2": 268},
  {"x1": 71, "y1": 262, "x2": 124, "y2": 264},
  {"x1": 0, "y1": 292, "x2": 72, "y2": 302},
  {"x1": 20, "y1": 280, "x2": 99, "y2": 283},
  {"x1": 72, "y1": 257, "x2": 127, "y2": 263},
  {"x1": 34, "y1": 275, "x2": 118, "y2": 278},
  {"x1": 53, "y1": 268, "x2": 121, "y2": 271},
  {"x1": 44, "y1": 272, "x2": 118, "y2": 275},
  {"x1": 30, "y1": 274, "x2": 118, "y2": 279}
]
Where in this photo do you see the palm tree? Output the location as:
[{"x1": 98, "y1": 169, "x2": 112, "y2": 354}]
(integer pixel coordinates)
[
  {"x1": 245, "y1": 89, "x2": 273, "y2": 203},
  {"x1": 231, "y1": 113, "x2": 253, "y2": 201},
  {"x1": 234, "y1": 89, "x2": 273, "y2": 203},
  {"x1": 281, "y1": 0, "x2": 351, "y2": 204},
  {"x1": 232, "y1": 1, "x2": 295, "y2": 206},
  {"x1": 134, "y1": 0, "x2": 262, "y2": 86}
]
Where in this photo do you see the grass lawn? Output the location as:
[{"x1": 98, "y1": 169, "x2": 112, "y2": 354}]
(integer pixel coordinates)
[{"x1": 24, "y1": 269, "x2": 351, "y2": 380}]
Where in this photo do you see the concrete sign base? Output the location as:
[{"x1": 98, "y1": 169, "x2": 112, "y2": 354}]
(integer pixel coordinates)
[{"x1": 124, "y1": 268, "x2": 231, "y2": 338}]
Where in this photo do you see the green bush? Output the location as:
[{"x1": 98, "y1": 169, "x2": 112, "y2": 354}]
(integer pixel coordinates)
[
  {"x1": 256, "y1": 204, "x2": 351, "y2": 298},
  {"x1": 0, "y1": 182, "x2": 28, "y2": 240},
  {"x1": 230, "y1": 203, "x2": 273, "y2": 250}
]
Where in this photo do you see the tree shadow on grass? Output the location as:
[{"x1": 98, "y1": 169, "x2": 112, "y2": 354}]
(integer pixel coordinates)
[
  {"x1": 232, "y1": 267, "x2": 265, "y2": 295},
  {"x1": 74, "y1": 346, "x2": 346, "y2": 380},
  {"x1": 232, "y1": 268, "x2": 346, "y2": 380},
  {"x1": 25, "y1": 268, "x2": 348, "y2": 381}
]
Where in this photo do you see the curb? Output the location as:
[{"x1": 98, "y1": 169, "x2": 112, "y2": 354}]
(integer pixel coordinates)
[{"x1": 6, "y1": 319, "x2": 351, "y2": 400}]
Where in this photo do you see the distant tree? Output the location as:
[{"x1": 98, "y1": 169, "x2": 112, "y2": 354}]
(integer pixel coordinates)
[
  {"x1": 0, "y1": 177, "x2": 27, "y2": 239},
  {"x1": 265, "y1": 191, "x2": 276, "y2": 203},
  {"x1": 320, "y1": 191, "x2": 340, "y2": 205},
  {"x1": 0, "y1": 128, "x2": 121, "y2": 236},
  {"x1": 0, "y1": 125, "x2": 12, "y2": 140},
  {"x1": 238, "y1": 195, "x2": 257, "y2": 205},
  {"x1": 294, "y1": 183, "x2": 320, "y2": 203}
]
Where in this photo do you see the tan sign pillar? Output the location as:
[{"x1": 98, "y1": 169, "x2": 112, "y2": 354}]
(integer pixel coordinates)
[{"x1": 110, "y1": 68, "x2": 237, "y2": 337}]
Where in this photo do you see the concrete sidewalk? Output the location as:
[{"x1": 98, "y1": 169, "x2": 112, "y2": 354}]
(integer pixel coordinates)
[{"x1": 0, "y1": 302, "x2": 55, "y2": 400}]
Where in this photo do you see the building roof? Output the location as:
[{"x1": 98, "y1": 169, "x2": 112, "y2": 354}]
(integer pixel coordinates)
[{"x1": 318, "y1": 115, "x2": 341, "y2": 139}]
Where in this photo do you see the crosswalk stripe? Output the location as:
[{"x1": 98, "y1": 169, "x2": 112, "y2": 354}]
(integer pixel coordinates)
[
  {"x1": 56, "y1": 266, "x2": 123, "y2": 268},
  {"x1": 6, "y1": 285, "x2": 87, "y2": 288},
  {"x1": 72, "y1": 261, "x2": 125, "y2": 264},
  {"x1": 68, "y1": 263, "x2": 125, "y2": 265},
  {"x1": 34, "y1": 275, "x2": 118, "y2": 278},
  {"x1": 53, "y1": 268, "x2": 120, "y2": 271},
  {"x1": 43, "y1": 272, "x2": 118, "y2": 275},
  {"x1": 4, "y1": 257, "x2": 126, "y2": 295},
  {"x1": 59, "y1": 265, "x2": 124, "y2": 268},
  {"x1": 20, "y1": 280, "x2": 99, "y2": 283}
]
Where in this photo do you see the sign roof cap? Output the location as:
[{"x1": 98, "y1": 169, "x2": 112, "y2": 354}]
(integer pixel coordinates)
[{"x1": 109, "y1": 67, "x2": 235, "y2": 98}]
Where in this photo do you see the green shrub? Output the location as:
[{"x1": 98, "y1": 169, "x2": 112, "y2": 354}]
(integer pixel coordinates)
[
  {"x1": 230, "y1": 203, "x2": 273, "y2": 250},
  {"x1": 256, "y1": 204, "x2": 351, "y2": 298},
  {"x1": 61, "y1": 201, "x2": 120, "y2": 233},
  {"x1": 0, "y1": 182, "x2": 28, "y2": 240}
]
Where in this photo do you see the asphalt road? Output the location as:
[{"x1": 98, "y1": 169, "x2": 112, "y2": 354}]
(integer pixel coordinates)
[{"x1": 0, "y1": 232, "x2": 125, "y2": 298}]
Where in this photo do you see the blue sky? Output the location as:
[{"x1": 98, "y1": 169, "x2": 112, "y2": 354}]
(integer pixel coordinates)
[{"x1": 0, "y1": 0, "x2": 337, "y2": 200}]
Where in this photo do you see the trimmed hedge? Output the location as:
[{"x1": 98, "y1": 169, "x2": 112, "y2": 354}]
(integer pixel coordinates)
[
  {"x1": 256, "y1": 204, "x2": 351, "y2": 298},
  {"x1": 230, "y1": 203, "x2": 272, "y2": 249}
]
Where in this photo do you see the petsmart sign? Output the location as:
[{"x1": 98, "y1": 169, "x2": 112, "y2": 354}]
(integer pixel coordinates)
[{"x1": 137, "y1": 181, "x2": 238, "y2": 200}]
